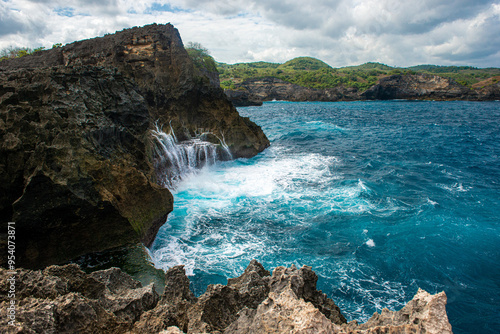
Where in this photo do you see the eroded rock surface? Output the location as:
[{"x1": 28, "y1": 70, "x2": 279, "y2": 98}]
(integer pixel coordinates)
[
  {"x1": 226, "y1": 77, "x2": 359, "y2": 103},
  {"x1": 341, "y1": 289, "x2": 453, "y2": 334},
  {"x1": 0, "y1": 261, "x2": 452, "y2": 334},
  {"x1": 0, "y1": 264, "x2": 158, "y2": 333},
  {"x1": 225, "y1": 73, "x2": 498, "y2": 104},
  {"x1": 361, "y1": 74, "x2": 474, "y2": 100},
  {"x1": 0, "y1": 24, "x2": 269, "y2": 268}
]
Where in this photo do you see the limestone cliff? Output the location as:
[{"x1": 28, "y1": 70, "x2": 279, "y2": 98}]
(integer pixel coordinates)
[
  {"x1": 0, "y1": 261, "x2": 453, "y2": 333},
  {"x1": 0, "y1": 24, "x2": 269, "y2": 268},
  {"x1": 225, "y1": 73, "x2": 498, "y2": 104},
  {"x1": 361, "y1": 74, "x2": 475, "y2": 100},
  {"x1": 226, "y1": 77, "x2": 359, "y2": 104}
]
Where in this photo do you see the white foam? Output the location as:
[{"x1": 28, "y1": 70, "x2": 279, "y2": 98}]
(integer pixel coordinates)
[
  {"x1": 427, "y1": 198, "x2": 438, "y2": 206},
  {"x1": 439, "y1": 182, "x2": 470, "y2": 193},
  {"x1": 150, "y1": 125, "x2": 231, "y2": 189},
  {"x1": 151, "y1": 146, "x2": 403, "y2": 287},
  {"x1": 305, "y1": 120, "x2": 347, "y2": 132},
  {"x1": 366, "y1": 239, "x2": 376, "y2": 247}
]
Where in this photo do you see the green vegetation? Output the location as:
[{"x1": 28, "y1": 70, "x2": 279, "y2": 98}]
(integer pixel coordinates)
[
  {"x1": 280, "y1": 57, "x2": 331, "y2": 70},
  {"x1": 218, "y1": 57, "x2": 500, "y2": 91},
  {"x1": 406, "y1": 65, "x2": 500, "y2": 87},
  {"x1": 0, "y1": 46, "x2": 46, "y2": 61},
  {"x1": 185, "y1": 42, "x2": 218, "y2": 73},
  {"x1": 3, "y1": 41, "x2": 497, "y2": 91}
]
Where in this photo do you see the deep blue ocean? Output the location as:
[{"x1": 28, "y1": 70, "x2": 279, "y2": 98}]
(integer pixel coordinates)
[{"x1": 151, "y1": 101, "x2": 500, "y2": 334}]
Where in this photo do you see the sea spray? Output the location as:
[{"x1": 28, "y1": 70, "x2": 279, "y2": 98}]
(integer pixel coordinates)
[
  {"x1": 151, "y1": 101, "x2": 500, "y2": 334},
  {"x1": 151, "y1": 124, "x2": 231, "y2": 189}
]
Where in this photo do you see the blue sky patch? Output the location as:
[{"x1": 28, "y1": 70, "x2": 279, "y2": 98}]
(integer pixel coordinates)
[
  {"x1": 54, "y1": 7, "x2": 75, "y2": 17},
  {"x1": 144, "y1": 2, "x2": 189, "y2": 14}
]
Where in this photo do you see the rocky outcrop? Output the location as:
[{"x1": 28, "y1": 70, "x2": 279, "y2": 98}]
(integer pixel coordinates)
[
  {"x1": 224, "y1": 89, "x2": 263, "y2": 107},
  {"x1": 0, "y1": 264, "x2": 159, "y2": 333},
  {"x1": 0, "y1": 24, "x2": 269, "y2": 157},
  {"x1": 0, "y1": 24, "x2": 269, "y2": 268},
  {"x1": 225, "y1": 74, "x2": 499, "y2": 104},
  {"x1": 361, "y1": 74, "x2": 475, "y2": 100},
  {"x1": 0, "y1": 65, "x2": 173, "y2": 268},
  {"x1": 473, "y1": 77, "x2": 500, "y2": 100},
  {"x1": 226, "y1": 77, "x2": 359, "y2": 103},
  {"x1": 0, "y1": 261, "x2": 452, "y2": 333},
  {"x1": 341, "y1": 289, "x2": 453, "y2": 334}
]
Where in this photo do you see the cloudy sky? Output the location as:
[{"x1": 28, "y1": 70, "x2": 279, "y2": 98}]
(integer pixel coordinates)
[{"x1": 1, "y1": 0, "x2": 499, "y2": 67}]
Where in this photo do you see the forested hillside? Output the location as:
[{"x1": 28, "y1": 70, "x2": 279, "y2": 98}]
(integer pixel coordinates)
[{"x1": 218, "y1": 57, "x2": 500, "y2": 91}]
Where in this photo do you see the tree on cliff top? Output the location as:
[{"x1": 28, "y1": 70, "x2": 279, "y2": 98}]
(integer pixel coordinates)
[
  {"x1": 0, "y1": 46, "x2": 43, "y2": 61},
  {"x1": 186, "y1": 42, "x2": 218, "y2": 73}
]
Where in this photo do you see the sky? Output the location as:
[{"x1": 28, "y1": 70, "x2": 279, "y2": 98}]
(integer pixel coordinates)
[{"x1": 1, "y1": 0, "x2": 499, "y2": 67}]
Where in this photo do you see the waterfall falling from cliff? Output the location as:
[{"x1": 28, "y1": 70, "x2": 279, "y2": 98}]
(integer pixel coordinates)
[{"x1": 151, "y1": 125, "x2": 232, "y2": 189}]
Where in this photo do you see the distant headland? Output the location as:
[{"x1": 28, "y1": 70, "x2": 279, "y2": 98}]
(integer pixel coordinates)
[{"x1": 217, "y1": 57, "x2": 500, "y2": 105}]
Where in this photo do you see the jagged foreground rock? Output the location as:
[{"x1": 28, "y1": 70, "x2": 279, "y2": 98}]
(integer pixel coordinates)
[
  {"x1": 0, "y1": 261, "x2": 452, "y2": 333},
  {"x1": 0, "y1": 24, "x2": 269, "y2": 268}
]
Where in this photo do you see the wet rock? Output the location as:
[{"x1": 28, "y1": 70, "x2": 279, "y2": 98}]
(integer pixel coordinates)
[{"x1": 72, "y1": 243, "x2": 168, "y2": 295}]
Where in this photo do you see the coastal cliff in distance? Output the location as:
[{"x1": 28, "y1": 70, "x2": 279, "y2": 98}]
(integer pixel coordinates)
[
  {"x1": 225, "y1": 74, "x2": 500, "y2": 105},
  {"x1": 220, "y1": 58, "x2": 500, "y2": 105},
  {"x1": 0, "y1": 23, "x2": 269, "y2": 268}
]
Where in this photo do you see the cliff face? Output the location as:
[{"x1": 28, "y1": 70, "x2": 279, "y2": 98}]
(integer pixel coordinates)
[
  {"x1": 0, "y1": 261, "x2": 452, "y2": 334},
  {"x1": 0, "y1": 66, "x2": 174, "y2": 268},
  {"x1": 361, "y1": 74, "x2": 474, "y2": 100},
  {"x1": 1, "y1": 24, "x2": 269, "y2": 157},
  {"x1": 225, "y1": 74, "x2": 498, "y2": 104},
  {"x1": 227, "y1": 77, "x2": 359, "y2": 104},
  {"x1": 0, "y1": 24, "x2": 269, "y2": 268}
]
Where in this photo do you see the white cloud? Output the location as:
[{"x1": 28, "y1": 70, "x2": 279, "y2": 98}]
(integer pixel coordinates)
[{"x1": 0, "y1": 0, "x2": 498, "y2": 67}]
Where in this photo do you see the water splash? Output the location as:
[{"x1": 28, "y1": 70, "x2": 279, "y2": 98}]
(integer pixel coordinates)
[{"x1": 151, "y1": 124, "x2": 232, "y2": 189}]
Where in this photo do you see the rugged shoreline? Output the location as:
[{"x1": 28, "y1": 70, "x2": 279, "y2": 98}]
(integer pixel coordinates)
[
  {"x1": 0, "y1": 24, "x2": 455, "y2": 333},
  {"x1": 0, "y1": 261, "x2": 452, "y2": 333},
  {"x1": 0, "y1": 23, "x2": 269, "y2": 268},
  {"x1": 225, "y1": 74, "x2": 500, "y2": 106}
]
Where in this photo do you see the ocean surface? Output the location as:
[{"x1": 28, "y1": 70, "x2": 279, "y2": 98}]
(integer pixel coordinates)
[{"x1": 150, "y1": 101, "x2": 500, "y2": 334}]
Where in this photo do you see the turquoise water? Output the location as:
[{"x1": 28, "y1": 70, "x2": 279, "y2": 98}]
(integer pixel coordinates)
[{"x1": 151, "y1": 101, "x2": 500, "y2": 334}]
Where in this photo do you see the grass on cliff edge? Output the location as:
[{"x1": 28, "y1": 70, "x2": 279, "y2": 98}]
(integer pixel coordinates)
[{"x1": 218, "y1": 57, "x2": 500, "y2": 91}]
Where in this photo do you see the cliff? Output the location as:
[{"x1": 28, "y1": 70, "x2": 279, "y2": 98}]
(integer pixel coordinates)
[
  {"x1": 226, "y1": 77, "x2": 359, "y2": 104},
  {"x1": 361, "y1": 74, "x2": 474, "y2": 100},
  {"x1": 225, "y1": 74, "x2": 500, "y2": 104},
  {"x1": 0, "y1": 261, "x2": 453, "y2": 333},
  {"x1": 0, "y1": 24, "x2": 269, "y2": 268}
]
